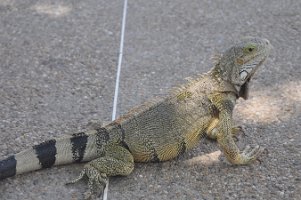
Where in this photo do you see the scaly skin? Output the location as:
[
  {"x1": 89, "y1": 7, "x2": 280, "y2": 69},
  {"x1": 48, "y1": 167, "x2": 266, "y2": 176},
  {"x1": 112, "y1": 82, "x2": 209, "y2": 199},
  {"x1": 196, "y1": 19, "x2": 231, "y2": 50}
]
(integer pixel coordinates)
[{"x1": 0, "y1": 37, "x2": 272, "y2": 199}]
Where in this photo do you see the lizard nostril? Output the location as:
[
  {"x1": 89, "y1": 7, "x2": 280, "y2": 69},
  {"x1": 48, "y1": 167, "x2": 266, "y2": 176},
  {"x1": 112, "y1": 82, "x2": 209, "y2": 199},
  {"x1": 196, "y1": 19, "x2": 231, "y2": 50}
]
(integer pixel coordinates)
[{"x1": 264, "y1": 39, "x2": 270, "y2": 45}]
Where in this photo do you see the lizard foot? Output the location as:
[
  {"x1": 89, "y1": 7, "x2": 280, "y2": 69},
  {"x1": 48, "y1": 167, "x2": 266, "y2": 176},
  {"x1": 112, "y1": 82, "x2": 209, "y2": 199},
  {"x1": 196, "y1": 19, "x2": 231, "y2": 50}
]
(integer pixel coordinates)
[
  {"x1": 240, "y1": 145, "x2": 265, "y2": 164},
  {"x1": 66, "y1": 166, "x2": 107, "y2": 199}
]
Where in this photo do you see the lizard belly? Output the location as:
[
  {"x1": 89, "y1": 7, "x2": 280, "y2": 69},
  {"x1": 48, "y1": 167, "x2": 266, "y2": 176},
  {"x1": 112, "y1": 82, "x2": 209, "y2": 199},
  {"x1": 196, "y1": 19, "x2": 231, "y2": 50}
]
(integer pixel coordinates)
[
  {"x1": 121, "y1": 94, "x2": 213, "y2": 162},
  {"x1": 127, "y1": 117, "x2": 211, "y2": 163}
]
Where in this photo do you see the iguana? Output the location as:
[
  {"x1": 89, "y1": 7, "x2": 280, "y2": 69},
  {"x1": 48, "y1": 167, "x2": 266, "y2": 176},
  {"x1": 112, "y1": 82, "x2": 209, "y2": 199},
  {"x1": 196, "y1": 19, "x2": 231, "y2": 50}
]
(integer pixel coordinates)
[{"x1": 0, "y1": 37, "x2": 271, "y2": 199}]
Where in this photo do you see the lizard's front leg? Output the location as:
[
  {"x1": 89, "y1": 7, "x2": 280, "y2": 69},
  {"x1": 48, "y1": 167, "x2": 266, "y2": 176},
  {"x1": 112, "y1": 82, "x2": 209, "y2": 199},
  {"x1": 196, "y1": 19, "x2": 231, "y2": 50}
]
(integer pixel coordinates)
[
  {"x1": 66, "y1": 145, "x2": 134, "y2": 199},
  {"x1": 206, "y1": 118, "x2": 244, "y2": 140},
  {"x1": 209, "y1": 93, "x2": 264, "y2": 165}
]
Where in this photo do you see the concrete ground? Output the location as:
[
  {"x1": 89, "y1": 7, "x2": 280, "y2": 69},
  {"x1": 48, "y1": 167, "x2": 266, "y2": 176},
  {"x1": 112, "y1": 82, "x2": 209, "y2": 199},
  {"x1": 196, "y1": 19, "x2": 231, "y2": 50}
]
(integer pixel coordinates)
[{"x1": 0, "y1": 0, "x2": 300, "y2": 199}]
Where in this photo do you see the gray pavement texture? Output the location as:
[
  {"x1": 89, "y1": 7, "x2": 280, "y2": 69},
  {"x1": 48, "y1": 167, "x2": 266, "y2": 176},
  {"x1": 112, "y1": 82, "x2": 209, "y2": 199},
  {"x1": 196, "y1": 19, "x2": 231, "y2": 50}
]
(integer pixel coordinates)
[{"x1": 0, "y1": 0, "x2": 300, "y2": 199}]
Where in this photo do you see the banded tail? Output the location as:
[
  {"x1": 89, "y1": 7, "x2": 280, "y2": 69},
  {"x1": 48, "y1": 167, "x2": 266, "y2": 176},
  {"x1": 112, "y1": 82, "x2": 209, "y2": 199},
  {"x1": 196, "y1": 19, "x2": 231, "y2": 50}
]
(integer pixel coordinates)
[{"x1": 0, "y1": 130, "x2": 99, "y2": 180}]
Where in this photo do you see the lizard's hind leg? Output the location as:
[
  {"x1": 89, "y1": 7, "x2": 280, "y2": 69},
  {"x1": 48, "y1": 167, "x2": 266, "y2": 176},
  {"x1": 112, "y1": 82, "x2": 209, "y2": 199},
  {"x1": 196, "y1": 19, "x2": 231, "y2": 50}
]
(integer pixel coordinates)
[{"x1": 66, "y1": 145, "x2": 134, "y2": 199}]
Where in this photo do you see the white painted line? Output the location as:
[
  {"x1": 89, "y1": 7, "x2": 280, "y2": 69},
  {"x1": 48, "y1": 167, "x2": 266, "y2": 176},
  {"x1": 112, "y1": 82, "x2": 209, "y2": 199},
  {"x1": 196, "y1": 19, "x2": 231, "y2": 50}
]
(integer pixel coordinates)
[
  {"x1": 103, "y1": 0, "x2": 128, "y2": 200},
  {"x1": 111, "y1": 0, "x2": 128, "y2": 121}
]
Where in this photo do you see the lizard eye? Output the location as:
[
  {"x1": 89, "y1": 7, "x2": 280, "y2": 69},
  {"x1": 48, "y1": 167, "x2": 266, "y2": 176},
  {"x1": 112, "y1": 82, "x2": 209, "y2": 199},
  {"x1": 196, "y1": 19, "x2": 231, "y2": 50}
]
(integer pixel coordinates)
[{"x1": 243, "y1": 43, "x2": 257, "y2": 54}]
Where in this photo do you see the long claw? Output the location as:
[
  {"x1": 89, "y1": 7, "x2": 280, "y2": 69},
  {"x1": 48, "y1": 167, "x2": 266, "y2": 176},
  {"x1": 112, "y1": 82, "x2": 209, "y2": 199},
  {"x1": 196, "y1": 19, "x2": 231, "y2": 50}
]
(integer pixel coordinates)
[
  {"x1": 233, "y1": 135, "x2": 239, "y2": 142},
  {"x1": 242, "y1": 145, "x2": 252, "y2": 154},
  {"x1": 84, "y1": 190, "x2": 92, "y2": 200},
  {"x1": 65, "y1": 170, "x2": 86, "y2": 185},
  {"x1": 232, "y1": 125, "x2": 247, "y2": 138},
  {"x1": 239, "y1": 145, "x2": 264, "y2": 164},
  {"x1": 263, "y1": 148, "x2": 269, "y2": 155},
  {"x1": 255, "y1": 157, "x2": 262, "y2": 164}
]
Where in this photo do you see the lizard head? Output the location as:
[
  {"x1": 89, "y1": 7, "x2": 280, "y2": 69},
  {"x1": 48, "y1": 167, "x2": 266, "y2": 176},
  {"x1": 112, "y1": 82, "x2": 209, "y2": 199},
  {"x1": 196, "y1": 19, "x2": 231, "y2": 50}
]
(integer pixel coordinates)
[{"x1": 215, "y1": 37, "x2": 272, "y2": 98}]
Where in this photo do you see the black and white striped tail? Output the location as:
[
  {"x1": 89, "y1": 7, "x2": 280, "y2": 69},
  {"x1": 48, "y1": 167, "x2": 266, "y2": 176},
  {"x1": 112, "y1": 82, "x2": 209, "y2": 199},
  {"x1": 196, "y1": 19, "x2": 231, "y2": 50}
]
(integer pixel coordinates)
[{"x1": 0, "y1": 130, "x2": 99, "y2": 180}]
